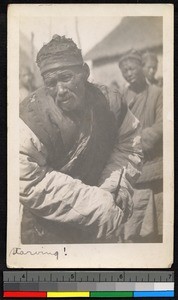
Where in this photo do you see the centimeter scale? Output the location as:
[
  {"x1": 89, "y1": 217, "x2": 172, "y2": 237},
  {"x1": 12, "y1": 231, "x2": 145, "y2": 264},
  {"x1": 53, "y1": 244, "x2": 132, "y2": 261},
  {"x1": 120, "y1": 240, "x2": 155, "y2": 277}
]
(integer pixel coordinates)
[{"x1": 3, "y1": 271, "x2": 174, "y2": 298}]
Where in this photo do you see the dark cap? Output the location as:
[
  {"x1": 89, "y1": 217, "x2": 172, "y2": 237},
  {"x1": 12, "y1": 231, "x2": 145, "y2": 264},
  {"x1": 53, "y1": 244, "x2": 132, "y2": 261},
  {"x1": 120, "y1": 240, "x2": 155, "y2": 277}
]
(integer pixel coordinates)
[
  {"x1": 119, "y1": 49, "x2": 142, "y2": 67},
  {"x1": 36, "y1": 35, "x2": 84, "y2": 75}
]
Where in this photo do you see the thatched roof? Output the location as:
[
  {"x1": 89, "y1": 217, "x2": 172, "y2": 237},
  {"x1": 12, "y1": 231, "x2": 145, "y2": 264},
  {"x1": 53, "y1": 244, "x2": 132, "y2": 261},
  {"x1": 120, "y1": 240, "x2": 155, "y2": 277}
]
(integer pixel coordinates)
[{"x1": 85, "y1": 17, "x2": 162, "y2": 62}]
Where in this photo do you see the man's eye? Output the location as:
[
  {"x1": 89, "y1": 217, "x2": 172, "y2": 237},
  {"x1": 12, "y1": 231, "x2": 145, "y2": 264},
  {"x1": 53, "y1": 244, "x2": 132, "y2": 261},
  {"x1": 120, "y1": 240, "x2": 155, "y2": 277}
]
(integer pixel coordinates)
[
  {"x1": 60, "y1": 75, "x2": 72, "y2": 82},
  {"x1": 46, "y1": 79, "x2": 57, "y2": 87}
]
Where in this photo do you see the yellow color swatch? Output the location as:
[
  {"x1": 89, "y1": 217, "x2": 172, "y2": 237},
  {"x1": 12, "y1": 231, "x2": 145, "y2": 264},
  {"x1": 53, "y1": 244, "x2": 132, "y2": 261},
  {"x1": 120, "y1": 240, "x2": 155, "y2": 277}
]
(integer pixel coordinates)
[{"x1": 47, "y1": 291, "x2": 90, "y2": 298}]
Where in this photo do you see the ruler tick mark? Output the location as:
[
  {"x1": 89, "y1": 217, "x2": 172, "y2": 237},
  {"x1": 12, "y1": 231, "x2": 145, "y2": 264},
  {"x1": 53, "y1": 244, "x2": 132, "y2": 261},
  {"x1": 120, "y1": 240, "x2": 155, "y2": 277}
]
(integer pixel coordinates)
[{"x1": 3, "y1": 270, "x2": 175, "y2": 288}]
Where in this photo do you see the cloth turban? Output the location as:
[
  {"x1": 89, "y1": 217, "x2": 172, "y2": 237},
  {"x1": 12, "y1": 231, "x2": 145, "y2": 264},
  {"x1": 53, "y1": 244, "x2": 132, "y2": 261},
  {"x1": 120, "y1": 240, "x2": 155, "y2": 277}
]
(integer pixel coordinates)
[
  {"x1": 142, "y1": 51, "x2": 158, "y2": 65},
  {"x1": 119, "y1": 49, "x2": 142, "y2": 67},
  {"x1": 36, "y1": 35, "x2": 84, "y2": 75}
]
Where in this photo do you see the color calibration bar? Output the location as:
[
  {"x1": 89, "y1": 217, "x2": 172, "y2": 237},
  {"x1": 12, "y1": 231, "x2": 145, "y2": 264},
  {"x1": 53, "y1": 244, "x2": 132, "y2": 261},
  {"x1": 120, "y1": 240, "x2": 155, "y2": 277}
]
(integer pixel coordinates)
[{"x1": 3, "y1": 290, "x2": 174, "y2": 298}]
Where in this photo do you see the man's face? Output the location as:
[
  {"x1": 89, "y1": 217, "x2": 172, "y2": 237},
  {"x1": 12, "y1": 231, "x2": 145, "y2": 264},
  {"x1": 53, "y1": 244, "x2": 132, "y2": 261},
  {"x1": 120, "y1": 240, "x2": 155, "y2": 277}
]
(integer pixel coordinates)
[
  {"x1": 142, "y1": 58, "x2": 158, "y2": 82},
  {"x1": 120, "y1": 59, "x2": 143, "y2": 85},
  {"x1": 43, "y1": 65, "x2": 88, "y2": 112}
]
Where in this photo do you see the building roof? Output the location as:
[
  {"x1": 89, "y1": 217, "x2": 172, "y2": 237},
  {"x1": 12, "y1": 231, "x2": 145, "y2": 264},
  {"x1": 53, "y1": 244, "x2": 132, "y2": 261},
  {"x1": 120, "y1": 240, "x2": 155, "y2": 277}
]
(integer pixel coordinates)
[{"x1": 85, "y1": 17, "x2": 162, "y2": 62}]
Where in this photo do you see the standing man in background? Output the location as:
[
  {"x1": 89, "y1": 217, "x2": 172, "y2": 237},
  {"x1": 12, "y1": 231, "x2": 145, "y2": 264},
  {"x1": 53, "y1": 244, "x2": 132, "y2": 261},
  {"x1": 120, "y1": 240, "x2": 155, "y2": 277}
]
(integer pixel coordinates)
[
  {"x1": 119, "y1": 49, "x2": 163, "y2": 242},
  {"x1": 142, "y1": 51, "x2": 163, "y2": 87}
]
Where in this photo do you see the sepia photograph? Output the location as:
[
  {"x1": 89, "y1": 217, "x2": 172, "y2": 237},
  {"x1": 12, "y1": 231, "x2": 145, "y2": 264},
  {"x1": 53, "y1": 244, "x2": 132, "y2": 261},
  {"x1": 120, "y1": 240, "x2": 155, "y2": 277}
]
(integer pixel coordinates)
[{"x1": 7, "y1": 4, "x2": 173, "y2": 268}]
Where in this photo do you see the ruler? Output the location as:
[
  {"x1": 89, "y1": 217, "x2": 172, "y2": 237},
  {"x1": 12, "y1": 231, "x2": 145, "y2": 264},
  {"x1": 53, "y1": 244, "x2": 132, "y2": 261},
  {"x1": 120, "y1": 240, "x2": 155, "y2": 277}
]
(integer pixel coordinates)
[{"x1": 3, "y1": 271, "x2": 174, "y2": 298}]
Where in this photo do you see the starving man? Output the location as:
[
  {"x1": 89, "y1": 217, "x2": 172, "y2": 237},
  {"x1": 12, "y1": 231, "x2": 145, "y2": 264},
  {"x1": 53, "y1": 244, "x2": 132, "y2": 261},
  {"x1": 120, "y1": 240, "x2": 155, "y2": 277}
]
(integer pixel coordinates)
[{"x1": 19, "y1": 35, "x2": 142, "y2": 244}]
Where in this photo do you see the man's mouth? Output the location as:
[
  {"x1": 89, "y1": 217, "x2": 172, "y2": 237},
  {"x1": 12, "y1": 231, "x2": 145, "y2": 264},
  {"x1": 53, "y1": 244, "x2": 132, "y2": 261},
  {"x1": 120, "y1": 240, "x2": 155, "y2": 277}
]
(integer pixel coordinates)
[
  {"x1": 56, "y1": 96, "x2": 72, "y2": 104},
  {"x1": 61, "y1": 98, "x2": 70, "y2": 103},
  {"x1": 128, "y1": 77, "x2": 136, "y2": 82},
  {"x1": 148, "y1": 74, "x2": 154, "y2": 79}
]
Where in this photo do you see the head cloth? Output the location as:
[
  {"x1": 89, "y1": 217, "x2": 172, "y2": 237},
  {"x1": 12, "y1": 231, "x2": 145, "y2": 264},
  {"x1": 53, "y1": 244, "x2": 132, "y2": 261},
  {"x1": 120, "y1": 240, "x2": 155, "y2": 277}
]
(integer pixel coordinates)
[
  {"x1": 142, "y1": 51, "x2": 158, "y2": 65},
  {"x1": 119, "y1": 49, "x2": 142, "y2": 67},
  {"x1": 36, "y1": 35, "x2": 84, "y2": 75}
]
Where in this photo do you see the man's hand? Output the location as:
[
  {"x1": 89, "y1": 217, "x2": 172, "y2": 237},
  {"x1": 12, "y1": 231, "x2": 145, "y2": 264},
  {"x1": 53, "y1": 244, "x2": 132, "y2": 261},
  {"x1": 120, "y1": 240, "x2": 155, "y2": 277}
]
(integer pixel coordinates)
[
  {"x1": 99, "y1": 168, "x2": 134, "y2": 223},
  {"x1": 114, "y1": 187, "x2": 133, "y2": 223}
]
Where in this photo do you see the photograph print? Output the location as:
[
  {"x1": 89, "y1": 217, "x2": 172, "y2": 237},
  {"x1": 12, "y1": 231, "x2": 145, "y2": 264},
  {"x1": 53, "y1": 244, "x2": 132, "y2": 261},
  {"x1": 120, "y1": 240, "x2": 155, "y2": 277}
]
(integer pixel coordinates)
[{"x1": 7, "y1": 4, "x2": 174, "y2": 268}]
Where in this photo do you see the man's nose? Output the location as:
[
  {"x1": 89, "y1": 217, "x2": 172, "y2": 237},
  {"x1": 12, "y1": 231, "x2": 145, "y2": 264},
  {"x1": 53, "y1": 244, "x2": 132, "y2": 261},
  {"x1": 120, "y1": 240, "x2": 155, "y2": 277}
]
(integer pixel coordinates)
[
  {"x1": 56, "y1": 83, "x2": 67, "y2": 95},
  {"x1": 127, "y1": 70, "x2": 132, "y2": 77},
  {"x1": 149, "y1": 68, "x2": 154, "y2": 75}
]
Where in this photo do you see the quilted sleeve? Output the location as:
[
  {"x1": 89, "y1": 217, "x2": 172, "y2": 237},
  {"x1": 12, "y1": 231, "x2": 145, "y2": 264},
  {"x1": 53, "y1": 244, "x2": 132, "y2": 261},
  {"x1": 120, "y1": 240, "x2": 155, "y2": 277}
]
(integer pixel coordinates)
[{"x1": 20, "y1": 119, "x2": 124, "y2": 240}]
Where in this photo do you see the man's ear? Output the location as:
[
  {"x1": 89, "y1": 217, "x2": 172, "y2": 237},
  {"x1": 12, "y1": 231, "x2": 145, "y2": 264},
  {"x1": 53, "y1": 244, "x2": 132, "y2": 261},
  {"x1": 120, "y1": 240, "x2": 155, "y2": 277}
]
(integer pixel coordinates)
[{"x1": 82, "y1": 63, "x2": 90, "y2": 80}]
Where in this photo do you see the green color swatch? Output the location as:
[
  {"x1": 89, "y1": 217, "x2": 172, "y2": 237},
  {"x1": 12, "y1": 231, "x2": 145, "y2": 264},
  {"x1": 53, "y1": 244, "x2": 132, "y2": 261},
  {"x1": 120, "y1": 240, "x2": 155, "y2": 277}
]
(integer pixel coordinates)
[{"x1": 90, "y1": 291, "x2": 133, "y2": 298}]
